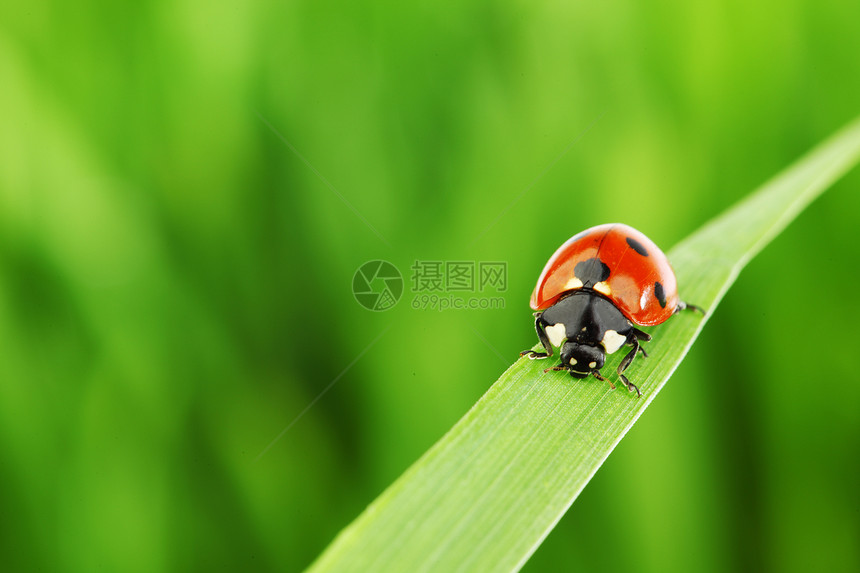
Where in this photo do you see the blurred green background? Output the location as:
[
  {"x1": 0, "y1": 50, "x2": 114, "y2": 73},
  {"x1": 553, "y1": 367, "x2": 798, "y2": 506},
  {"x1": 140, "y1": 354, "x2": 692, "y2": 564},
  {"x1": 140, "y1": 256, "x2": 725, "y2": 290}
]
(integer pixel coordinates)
[{"x1": 2, "y1": 1, "x2": 860, "y2": 571}]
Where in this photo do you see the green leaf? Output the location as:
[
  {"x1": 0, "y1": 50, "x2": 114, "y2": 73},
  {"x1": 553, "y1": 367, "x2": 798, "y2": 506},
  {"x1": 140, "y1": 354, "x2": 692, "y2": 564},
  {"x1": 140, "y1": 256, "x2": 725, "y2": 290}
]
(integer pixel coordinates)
[{"x1": 307, "y1": 116, "x2": 860, "y2": 573}]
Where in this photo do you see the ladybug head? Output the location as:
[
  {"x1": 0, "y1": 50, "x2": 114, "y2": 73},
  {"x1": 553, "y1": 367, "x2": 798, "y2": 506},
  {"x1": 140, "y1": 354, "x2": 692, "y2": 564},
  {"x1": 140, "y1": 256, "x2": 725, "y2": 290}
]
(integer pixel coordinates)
[{"x1": 560, "y1": 341, "x2": 605, "y2": 379}]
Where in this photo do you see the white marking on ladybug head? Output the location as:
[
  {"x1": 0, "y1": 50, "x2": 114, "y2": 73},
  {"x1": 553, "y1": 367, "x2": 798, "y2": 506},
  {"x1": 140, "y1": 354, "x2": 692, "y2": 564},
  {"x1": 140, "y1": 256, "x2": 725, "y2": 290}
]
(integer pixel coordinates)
[
  {"x1": 601, "y1": 329, "x2": 627, "y2": 354},
  {"x1": 588, "y1": 361, "x2": 597, "y2": 369},
  {"x1": 564, "y1": 277, "x2": 583, "y2": 291},
  {"x1": 569, "y1": 357, "x2": 577, "y2": 366},
  {"x1": 545, "y1": 323, "x2": 566, "y2": 347},
  {"x1": 594, "y1": 281, "x2": 612, "y2": 297}
]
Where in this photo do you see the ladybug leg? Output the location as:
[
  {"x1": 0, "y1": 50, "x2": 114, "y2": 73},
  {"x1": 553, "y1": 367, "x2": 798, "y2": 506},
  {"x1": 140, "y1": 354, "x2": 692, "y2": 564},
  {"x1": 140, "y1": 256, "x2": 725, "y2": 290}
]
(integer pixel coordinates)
[
  {"x1": 589, "y1": 369, "x2": 616, "y2": 391},
  {"x1": 631, "y1": 327, "x2": 651, "y2": 358},
  {"x1": 520, "y1": 313, "x2": 553, "y2": 359},
  {"x1": 616, "y1": 337, "x2": 643, "y2": 397},
  {"x1": 676, "y1": 300, "x2": 706, "y2": 315}
]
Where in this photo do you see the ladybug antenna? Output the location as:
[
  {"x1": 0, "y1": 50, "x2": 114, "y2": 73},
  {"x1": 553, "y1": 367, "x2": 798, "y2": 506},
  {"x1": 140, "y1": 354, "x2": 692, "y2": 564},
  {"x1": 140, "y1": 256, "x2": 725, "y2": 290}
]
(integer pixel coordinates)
[
  {"x1": 543, "y1": 365, "x2": 567, "y2": 374},
  {"x1": 590, "y1": 369, "x2": 616, "y2": 391}
]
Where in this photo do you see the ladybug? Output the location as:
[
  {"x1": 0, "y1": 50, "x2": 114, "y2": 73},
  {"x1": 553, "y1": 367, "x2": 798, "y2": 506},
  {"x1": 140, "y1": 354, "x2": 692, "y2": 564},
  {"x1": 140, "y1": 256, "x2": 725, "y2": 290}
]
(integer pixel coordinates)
[{"x1": 521, "y1": 223, "x2": 702, "y2": 397}]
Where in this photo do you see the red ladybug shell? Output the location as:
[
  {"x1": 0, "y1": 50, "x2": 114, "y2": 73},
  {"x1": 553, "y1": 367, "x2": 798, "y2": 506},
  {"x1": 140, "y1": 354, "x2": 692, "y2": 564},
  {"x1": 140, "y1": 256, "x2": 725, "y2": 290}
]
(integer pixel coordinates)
[{"x1": 530, "y1": 223, "x2": 680, "y2": 326}]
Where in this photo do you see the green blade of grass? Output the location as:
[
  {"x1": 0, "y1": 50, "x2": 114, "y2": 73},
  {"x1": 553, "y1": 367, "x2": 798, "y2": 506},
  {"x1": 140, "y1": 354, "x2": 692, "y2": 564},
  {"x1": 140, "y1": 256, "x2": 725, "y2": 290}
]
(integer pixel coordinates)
[{"x1": 307, "y1": 116, "x2": 860, "y2": 573}]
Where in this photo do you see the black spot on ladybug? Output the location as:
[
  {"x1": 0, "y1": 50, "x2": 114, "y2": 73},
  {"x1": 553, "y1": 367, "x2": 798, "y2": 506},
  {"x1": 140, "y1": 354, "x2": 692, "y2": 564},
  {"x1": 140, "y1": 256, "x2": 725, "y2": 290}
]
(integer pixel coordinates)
[
  {"x1": 574, "y1": 258, "x2": 610, "y2": 287},
  {"x1": 654, "y1": 281, "x2": 667, "y2": 308},
  {"x1": 626, "y1": 237, "x2": 649, "y2": 257}
]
